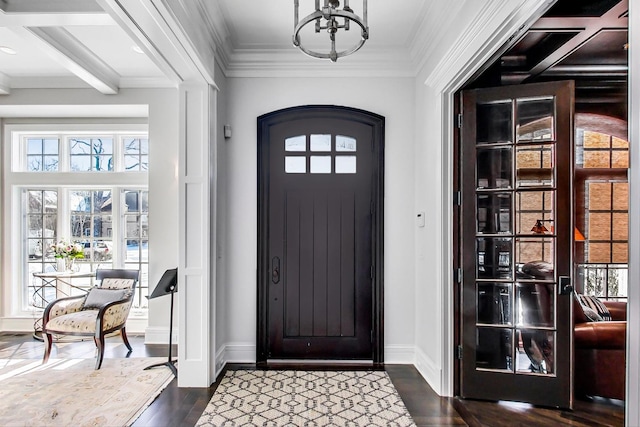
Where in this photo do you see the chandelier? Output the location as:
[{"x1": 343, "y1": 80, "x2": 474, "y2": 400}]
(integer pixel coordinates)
[{"x1": 293, "y1": 0, "x2": 369, "y2": 62}]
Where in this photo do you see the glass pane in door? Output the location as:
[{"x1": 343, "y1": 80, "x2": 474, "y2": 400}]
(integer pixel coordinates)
[
  {"x1": 477, "y1": 237, "x2": 513, "y2": 279},
  {"x1": 516, "y1": 97, "x2": 555, "y2": 141},
  {"x1": 516, "y1": 329, "x2": 555, "y2": 374},
  {"x1": 477, "y1": 193, "x2": 511, "y2": 234},
  {"x1": 477, "y1": 102, "x2": 512, "y2": 144},
  {"x1": 477, "y1": 148, "x2": 512, "y2": 189},
  {"x1": 477, "y1": 283, "x2": 512, "y2": 325},
  {"x1": 477, "y1": 327, "x2": 513, "y2": 371}
]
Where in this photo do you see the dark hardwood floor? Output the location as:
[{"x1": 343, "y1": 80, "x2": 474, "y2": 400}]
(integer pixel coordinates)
[{"x1": 0, "y1": 333, "x2": 624, "y2": 426}]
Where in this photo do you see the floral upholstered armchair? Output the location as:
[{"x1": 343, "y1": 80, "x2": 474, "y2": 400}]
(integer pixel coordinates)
[{"x1": 42, "y1": 269, "x2": 139, "y2": 369}]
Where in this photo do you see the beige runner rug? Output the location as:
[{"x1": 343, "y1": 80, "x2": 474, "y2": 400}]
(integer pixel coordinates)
[
  {"x1": 0, "y1": 357, "x2": 173, "y2": 426},
  {"x1": 196, "y1": 370, "x2": 416, "y2": 426}
]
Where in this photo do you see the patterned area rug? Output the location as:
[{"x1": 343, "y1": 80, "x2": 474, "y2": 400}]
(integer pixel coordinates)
[
  {"x1": 0, "y1": 357, "x2": 173, "y2": 426},
  {"x1": 196, "y1": 370, "x2": 416, "y2": 426}
]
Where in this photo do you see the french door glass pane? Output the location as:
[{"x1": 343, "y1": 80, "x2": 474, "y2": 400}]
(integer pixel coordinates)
[
  {"x1": 516, "y1": 144, "x2": 554, "y2": 187},
  {"x1": 516, "y1": 237, "x2": 554, "y2": 266},
  {"x1": 477, "y1": 283, "x2": 512, "y2": 325},
  {"x1": 476, "y1": 327, "x2": 513, "y2": 371},
  {"x1": 516, "y1": 330, "x2": 554, "y2": 375},
  {"x1": 516, "y1": 97, "x2": 554, "y2": 141},
  {"x1": 515, "y1": 191, "x2": 554, "y2": 235},
  {"x1": 477, "y1": 237, "x2": 512, "y2": 279},
  {"x1": 477, "y1": 193, "x2": 511, "y2": 234},
  {"x1": 477, "y1": 148, "x2": 512, "y2": 189},
  {"x1": 516, "y1": 283, "x2": 555, "y2": 327},
  {"x1": 477, "y1": 102, "x2": 512, "y2": 144}
]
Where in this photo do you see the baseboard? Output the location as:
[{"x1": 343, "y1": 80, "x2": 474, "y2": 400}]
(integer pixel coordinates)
[
  {"x1": 144, "y1": 325, "x2": 178, "y2": 344},
  {"x1": 415, "y1": 346, "x2": 443, "y2": 395},
  {"x1": 384, "y1": 344, "x2": 415, "y2": 364},
  {"x1": 219, "y1": 342, "x2": 256, "y2": 364},
  {"x1": 214, "y1": 342, "x2": 255, "y2": 380},
  {"x1": 0, "y1": 317, "x2": 35, "y2": 333},
  {"x1": 214, "y1": 342, "x2": 416, "y2": 372}
]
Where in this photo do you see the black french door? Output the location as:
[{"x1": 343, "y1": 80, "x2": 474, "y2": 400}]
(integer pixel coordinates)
[{"x1": 459, "y1": 81, "x2": 575, "y2": 408}]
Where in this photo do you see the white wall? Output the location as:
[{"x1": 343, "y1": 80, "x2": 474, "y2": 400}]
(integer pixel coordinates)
[
  {"x1": 0, "y1": 88, "x2": 179, "y2": 337},
  {"x1": 412, "y1": 81, "x2": 446, "y2": 389},
  {"x1": 219, "y1": 77, "x2": 416, "y2": 363},
  {"x1": 214, "y1": 60, "x2": 230, "y2": 374}
]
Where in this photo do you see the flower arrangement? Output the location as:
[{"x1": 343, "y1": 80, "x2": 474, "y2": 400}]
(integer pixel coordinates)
[{"x1": 50, "y1": 240, "x2": 85, "y2": 259}]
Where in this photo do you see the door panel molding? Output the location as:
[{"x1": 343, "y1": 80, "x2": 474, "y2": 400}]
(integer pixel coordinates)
[{"x1": 257, "y1": 105, "x2": 385, "y2": 365}]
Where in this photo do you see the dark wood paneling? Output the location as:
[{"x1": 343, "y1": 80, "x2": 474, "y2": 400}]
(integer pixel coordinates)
[
  {"x1": 298, "y1": 191, "x2": 314, "y2": 337},
  {"x1": 285, "y1": 192, "x2": 300, "y2": 337},
  {"x1": 313, "y1": 192, "x2": 328, "y2": 336},
  {"x1": 340, "y1": 192, "x2": 356, "y2": 337},
  {"x1": 327, "y1": 191, "x2": 342, "y2": 336}
]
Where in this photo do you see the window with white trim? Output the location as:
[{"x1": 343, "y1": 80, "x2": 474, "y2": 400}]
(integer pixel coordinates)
[{"x1": 7, "y1": 126, "x2": 149, "y2": 316}]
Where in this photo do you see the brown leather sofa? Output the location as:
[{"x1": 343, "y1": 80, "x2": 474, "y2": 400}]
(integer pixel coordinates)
[{"x1": 574, "y1": 296, "x2": 626, "y2": 400}]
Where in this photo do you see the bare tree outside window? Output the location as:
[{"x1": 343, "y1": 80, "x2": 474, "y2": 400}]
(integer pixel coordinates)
[
  {"x1": 26, "y1": 138, "x2": 59, "y2": 171},
  {"x1": 124, "y1": 138, "x2": 149, "y2": 171},
  {"x1": 70, "y1": 138, "x2": 113, "y2": 171}
]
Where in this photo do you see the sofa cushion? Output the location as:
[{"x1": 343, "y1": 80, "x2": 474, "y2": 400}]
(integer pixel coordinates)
[
  {"x1": 46, "y1": 310, "x2": 99, "y2": 333},
  {"x1": 577, "y1": 294, "x2": 612, "y2": 321},
  {"x1": 581, "y1": 305, "x2": 603, "y2": 322},
  {"x1": 83, "y1": 287, "x2": 128, "y2": 310},
  {"x1": 574, "y1": 321, "x2": 626, "y2": 349}
]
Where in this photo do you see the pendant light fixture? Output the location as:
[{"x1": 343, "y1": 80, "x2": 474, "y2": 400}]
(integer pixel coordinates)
[{"x1": 293, "y1": 0, "x2": 369, "y2": 62}]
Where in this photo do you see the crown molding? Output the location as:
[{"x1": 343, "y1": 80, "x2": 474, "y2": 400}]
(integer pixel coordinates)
[
  {"x1": 195, "y1": 0, "x2": 233, "y2": 74},
  {"x1": 221, "y1": 48, "x2": 416, "y2": 78},
  {"x1": 198, "y1": 1, "x2": 420, "y2": 78},
  {"x1": 409, "y1": 0, "x2": 465, "y2": 71}
]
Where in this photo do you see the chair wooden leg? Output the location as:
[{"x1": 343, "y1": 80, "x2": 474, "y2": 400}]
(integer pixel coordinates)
[
  {"x1": 42, "y1": 332, "x2": 53, "y2": 364},
  {"x1": 94, "y1": 333, "x2": 105, "y2": 370},
  {"x1": 121, "y1": 327, "x2": 133, "y2": 352}
]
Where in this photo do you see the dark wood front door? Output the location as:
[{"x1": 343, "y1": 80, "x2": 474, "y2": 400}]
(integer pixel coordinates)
[
  {"x1": 459, "y1": 81, "x2": 575, "y2": 408},
  {"x1": 257, "y1": 106, "x2": 384, "y2": 363}
]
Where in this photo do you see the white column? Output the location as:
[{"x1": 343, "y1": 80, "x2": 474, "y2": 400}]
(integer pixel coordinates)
[
  {"x1": 178, "y1": 82, "x2": 216, "y2": 387},
  {"x1": 626, "y1": 1, "x2": 639, "y2": 424}
]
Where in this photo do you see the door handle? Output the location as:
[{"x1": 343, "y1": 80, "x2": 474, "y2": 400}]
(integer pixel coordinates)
[
  {"x1": 559, "y1": 276, "x2": 572, "y2": 295},
  {"x1": 272, "y1": 256, "x2": 280, "y2": 284}
]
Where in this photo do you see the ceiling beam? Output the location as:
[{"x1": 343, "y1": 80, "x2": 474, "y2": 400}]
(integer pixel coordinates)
[
  {"x1": 12, "y1": 26, "x2": 120, "y2": 94},
  {"x1": 0, "y1": 71, "x2": 10, "y2": 95},
  {"x1": 0, "y1": 0, "x2": 111, "y2": 26},
  {"x1": 524, "y1": 1, "x2": 628, "y2": 80},
  {"x1": 0, "y1": 0, "x2": 103, "y2": 13}
]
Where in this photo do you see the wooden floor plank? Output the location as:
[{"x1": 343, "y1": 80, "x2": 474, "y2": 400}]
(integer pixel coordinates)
[{"x1": 0, "y1": 333, "x2": 625, "y2": 427}]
